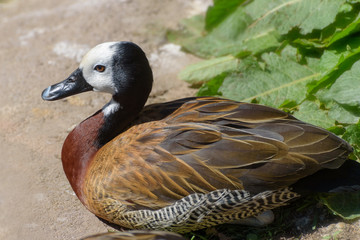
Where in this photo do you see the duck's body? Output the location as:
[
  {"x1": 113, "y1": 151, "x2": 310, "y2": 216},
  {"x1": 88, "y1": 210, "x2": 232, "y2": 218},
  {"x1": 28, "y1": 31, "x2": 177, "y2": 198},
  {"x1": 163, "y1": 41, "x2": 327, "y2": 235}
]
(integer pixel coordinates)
[{"x1": 42, "y1": 42, "x2": 360, "y2": 233}]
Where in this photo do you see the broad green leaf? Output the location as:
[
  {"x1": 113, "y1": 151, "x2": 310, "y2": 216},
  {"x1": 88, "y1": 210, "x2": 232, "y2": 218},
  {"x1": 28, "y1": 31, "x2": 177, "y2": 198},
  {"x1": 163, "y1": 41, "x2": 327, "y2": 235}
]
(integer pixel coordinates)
[
  {"x1": 219, "y1": 53, "x2": 320, "y2": 107},
  {"x1": 197, "y1": 73, "x2": 227, "y2": 96},
  {"x1": 182, "y1": 7, "x2": 253, "y2": 58},
  {"x1": 343, "y1": 122, "x2": 360, "y2": 159},
  {"x1": 278, "y1": 99, "x2": 298, "y2": 111},
  {"x1": 295, "y1": 3, "x2": 360, "y2": 48},
  {"x1": 207, "y1": 6, "x2": 250, "y2": 42},
  {"x1": 305, "y1": 56, "x2": 323, "y2": 73},
  {"x1": 204, "y1": 4, "x2": 282, "y2": 57},
  {"x1": 294, "y1": 101, "x2": 335, "y2": 129},
  {"x1": 205, "y1": 0, "x2": 246, "y2": 31},
  {"x1": 318, "y1": 50, "x2": 342, "y2": 71},
  {"x1": 167, "y1": 15, "x2": 205, "y2": 54},
  {"x1": 179, "y1": 55, "x2": 240, "y2": 85},
  {"x1": 320, "y1": 192, "x2": 360, "y2": 220},
  {"x1": 343, "y1": 122, "x2": 360, "y2": 147},
  {"x1": 245, "y1": 0, "x2": 346, "y2": 35},
  {"x1": 327, "y1": 102, "x2": 360, "y2": 124},
  {"x1": 240, "y1": 29, "x2": 281, "y2": 56},
  {"x1": 169, "y1": 5, "x2": 280, "y2": 58},
  {"x1": 307, "y1": 43, "x2": 360, "y2": 94},
  {"x1": 277, "y1": 44, "x2": 299, "y2": 61},
  {"x1": 318, "y1": 60, "x2": 360, "y2": 116},
  {"x1": 195, "y1": 7, "x2": 254, "y2": 57},
  {"x1": 327, "y1": 10, "x2": 360, "y2": 46},
  {"x1": 327, "y1": 125, "x2": 346, "y2": 136}
]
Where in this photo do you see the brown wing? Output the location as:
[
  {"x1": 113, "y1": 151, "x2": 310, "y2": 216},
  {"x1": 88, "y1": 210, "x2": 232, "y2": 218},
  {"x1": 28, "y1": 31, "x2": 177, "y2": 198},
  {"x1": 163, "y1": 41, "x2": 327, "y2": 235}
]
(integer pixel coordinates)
[{"x1": 87, "y1": 97, "x2": 352, "y2": 210}]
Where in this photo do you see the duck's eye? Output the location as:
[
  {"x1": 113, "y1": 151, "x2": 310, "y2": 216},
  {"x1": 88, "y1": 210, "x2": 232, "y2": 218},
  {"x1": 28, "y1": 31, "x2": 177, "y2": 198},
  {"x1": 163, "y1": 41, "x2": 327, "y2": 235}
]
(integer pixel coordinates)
[{"x1": 94, "y1": 65, "x2": 106, "y2": 72}]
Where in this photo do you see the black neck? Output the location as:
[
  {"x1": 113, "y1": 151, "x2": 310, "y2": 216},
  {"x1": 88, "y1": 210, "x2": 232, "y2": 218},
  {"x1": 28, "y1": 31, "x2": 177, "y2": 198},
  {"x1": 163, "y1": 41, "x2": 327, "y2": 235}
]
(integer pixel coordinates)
[{"x1": 96, "y1": 93, "x2": 148, "y2": 148}]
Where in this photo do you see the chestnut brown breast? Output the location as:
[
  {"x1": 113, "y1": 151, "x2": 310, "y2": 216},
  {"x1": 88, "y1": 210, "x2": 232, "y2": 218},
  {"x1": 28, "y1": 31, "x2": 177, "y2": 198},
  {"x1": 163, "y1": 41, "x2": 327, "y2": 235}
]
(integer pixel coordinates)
[{"x1": 62, "y1": 110, "x2": 104, "y2": 204}]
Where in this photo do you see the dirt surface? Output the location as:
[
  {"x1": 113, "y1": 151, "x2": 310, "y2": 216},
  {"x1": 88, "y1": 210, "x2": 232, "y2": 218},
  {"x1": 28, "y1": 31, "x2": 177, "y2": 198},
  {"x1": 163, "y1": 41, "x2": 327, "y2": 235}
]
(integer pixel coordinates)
[
  {"x1": 0, "y1": 1, "x2": 359, "y2": 240},
  {"x1": 0, "y1": 1, "x2": 202, "y2": 239}
]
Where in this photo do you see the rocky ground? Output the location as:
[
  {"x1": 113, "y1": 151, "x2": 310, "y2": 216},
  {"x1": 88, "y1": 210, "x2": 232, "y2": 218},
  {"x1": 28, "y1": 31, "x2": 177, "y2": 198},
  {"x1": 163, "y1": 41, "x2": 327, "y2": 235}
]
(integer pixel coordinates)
[{"x1": 0, "y1": 0, "x2": 359, "y2": 240}]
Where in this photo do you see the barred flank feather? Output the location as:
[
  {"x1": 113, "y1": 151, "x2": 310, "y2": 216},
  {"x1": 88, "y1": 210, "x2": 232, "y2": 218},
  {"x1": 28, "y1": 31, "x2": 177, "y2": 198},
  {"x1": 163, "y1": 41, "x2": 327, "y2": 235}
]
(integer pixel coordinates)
[
  {"x1": 92, "y1": 188, "x2": 299, "y2": 233},
  {"x1": 81, "y1": 230, "x2": 186, "y2": 240}
]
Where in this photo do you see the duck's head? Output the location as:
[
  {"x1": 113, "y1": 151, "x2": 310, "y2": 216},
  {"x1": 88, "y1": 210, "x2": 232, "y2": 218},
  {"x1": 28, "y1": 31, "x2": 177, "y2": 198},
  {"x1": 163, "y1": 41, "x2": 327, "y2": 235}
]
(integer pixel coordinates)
[{"x1": 42, "y1": 41, "x2": 153, "y2": 110}]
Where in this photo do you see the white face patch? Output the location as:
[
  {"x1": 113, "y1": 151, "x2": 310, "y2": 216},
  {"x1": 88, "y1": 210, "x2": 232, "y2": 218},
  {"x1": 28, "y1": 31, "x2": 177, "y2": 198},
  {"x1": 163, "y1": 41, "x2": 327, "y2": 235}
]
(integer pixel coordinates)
[{"x1": 80, "y1": 42, "x2": 118, "y2": 94}]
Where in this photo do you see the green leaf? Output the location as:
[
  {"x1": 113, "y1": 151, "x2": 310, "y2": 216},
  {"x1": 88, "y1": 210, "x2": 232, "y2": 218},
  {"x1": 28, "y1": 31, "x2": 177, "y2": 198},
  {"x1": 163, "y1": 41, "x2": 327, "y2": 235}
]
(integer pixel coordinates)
[
  {"x1": 318, "y1": 50, "x2": 342, "y2": 71},
  {"x1": 298, "y1": 3, "x2": 360, "y2": 48},
  {"x1": 197, "y1": 73, "x2": 227, "y2": 96},
  {"x1": 307, "y1": 42, "x2": 360, "y2": 94},
  {"x1": 219, "y1": 53, "x2": 320, "y2": 107},
  {"x1": 245, "y1": 0, "x2": 346, "y2": 35},
  {"x1": 320, "y1": 191, "x2": 360, "y2": 220},
  {"x1": 279, "y1": 99, "x2": 298, "y2": 110},
  {"x1": 169, "y1": 5, "x2": 281, "y2": 58},
  {"x1": 318, "y1": 60, "x2": 360, "y2": 116},
  {"x1": 327, "y1": 101, "x2": 360, "y2": 124},
  {"x1": 327, "y1": 125, "x2": 346, "y2": 135},
  {"x1": 205, "y1": 0, "x2": 246, "y2": 31},
  {"x1": 240, "y1": 29, "x2": 281, "y2": 56},
  {"x1": 327, "y1": 11, "x2": 360, "y2": 46},
  {"x1": 294, "y1": 101, "x2": 335, "y2": 129},
  {"x1": 179, "y1": 55, "x2": 240, "y2": 85},
  {"x1": 313, "y1": 57, "x2": 360, "y2": 125},
  {"x1": 199, "y1": 7, "x2": 254, "y2": 57},
  {"x1": 167, "y1": 15, "x2": 205, "y2": 54},
  {"x1": 343, "y1": 122, "x2": 360, "y2": 159},
  {"x1": 343, "y1": 122, "x2": 360, "y2": 147}
]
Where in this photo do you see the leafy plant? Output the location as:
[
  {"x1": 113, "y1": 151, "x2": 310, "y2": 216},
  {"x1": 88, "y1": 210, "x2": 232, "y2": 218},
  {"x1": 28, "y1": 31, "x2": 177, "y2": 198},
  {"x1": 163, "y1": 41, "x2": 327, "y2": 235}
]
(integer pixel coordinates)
[{"x1": 168, "y1": 0, "x2": 360, "y2": 232}]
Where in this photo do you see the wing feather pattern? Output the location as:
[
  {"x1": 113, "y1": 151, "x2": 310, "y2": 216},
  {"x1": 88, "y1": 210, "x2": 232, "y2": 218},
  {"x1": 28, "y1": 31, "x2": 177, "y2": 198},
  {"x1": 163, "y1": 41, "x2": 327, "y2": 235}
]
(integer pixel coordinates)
[{"x1": 86, "y1": 97, "x2": 352, "y2": 211}]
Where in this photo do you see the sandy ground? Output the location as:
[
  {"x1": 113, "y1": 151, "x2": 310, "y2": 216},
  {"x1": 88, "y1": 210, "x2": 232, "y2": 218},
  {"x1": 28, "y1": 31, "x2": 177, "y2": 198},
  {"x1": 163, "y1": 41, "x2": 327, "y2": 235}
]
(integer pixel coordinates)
[
  {"x1": 1, "y1": 1, "x2": 360, "y2": 240},
  {"x1": 0, "y1": 1, "x2": 203, "y2": 239}
]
